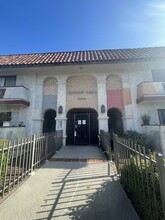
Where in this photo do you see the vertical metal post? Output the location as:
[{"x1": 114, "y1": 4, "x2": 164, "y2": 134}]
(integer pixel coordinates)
[
  {"x1": 0, "y1": 143, "x2": 5, "y2": 177},
  {"x1": 2, "y1": 141, "x2": 10, "y2": 198},
  {"x1": 8, "y1": 140, "x2": 15, "y2": 192},
  {"x1": 25, "y1": 137, "x2": 29, "y2": 175},
  {"x1": 113, "y1": 134, "x2": 119, "y2": 171},
  {"x1": 22, "y1": 138, "x2": 26, "y2": 181},
  {"x1": 156, "y1": 153, "x2": 165, "y2": 218},
  {"x1": 31, "y1": 134, "x2": 36, "y2": 173},
  {"x1": 13, "y1": 139, "x2": 19, "y2": 188},
  {"x1": 45, "y1": 134, "x2": 48, "y2": 160},
  {"x1": 108, "y1": 133, "x2": 112, "y2": 161},
  {"x1": 18, "y1": 139, "x2": 23, "y2": 185}
]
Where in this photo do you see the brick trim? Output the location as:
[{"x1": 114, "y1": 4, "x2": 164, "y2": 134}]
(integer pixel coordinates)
[
  {"x1": 137, "y1": 95, "x2": 165, "y2": 104},
  {"x1": 0, "y1": 99, "x2": 30, "y2": 106}
]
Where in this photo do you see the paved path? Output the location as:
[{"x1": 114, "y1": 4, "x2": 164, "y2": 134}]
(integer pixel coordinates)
[{"x1": 0, "y1": 146, "x2": 140, "y2": 220}]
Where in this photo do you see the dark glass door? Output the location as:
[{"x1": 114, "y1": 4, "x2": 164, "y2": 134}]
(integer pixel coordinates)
[
  {"x1": 66, "y1": 108, "x2": 98, "y2": 145},
  {"x1": 74, "y1": 113, "x2": 89, "y2": 145}
]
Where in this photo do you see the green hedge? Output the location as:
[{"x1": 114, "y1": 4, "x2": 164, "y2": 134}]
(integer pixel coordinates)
[
  {"x1": 0, "y1": 140, "x2": 8, "y2": 186},
  {"x1": 118, "y1": 130, "x2": 155, "y2": 153},
  {"x1": 121, "y1": 157, "x2": 164, "y2": 220},
  {"x1": 0, "y1": 139, "x2": 9, "y2": 149}
]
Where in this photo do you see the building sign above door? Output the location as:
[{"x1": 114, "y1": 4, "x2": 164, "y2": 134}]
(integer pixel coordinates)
[{"x1": 67, "y1": 90, "x2": 96, "y2": 95}]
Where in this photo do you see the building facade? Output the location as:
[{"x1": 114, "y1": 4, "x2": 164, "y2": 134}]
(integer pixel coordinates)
[{"x1": 0, "y1": 47, "x2": 165, "y2": 151}]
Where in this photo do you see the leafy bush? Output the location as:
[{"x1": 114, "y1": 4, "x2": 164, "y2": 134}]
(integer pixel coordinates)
[
  {"x1": 0, "y1": 140, "x2": 9, "y2": 149},
  {"x1": 120, "y1": 156, "x2": 164, "y2": 220},
  {"x1": 0, "y1": 140, "x2": 9, "y2": 186},
  {"x1": 0, "y1": 112, "x2": 12, "y2": 122},
  {"x1": 119, "y1": 130, "x2": 153, "y2": 151},
  {"x1": 114, "y1": 133, "x2": 164, "y2": 219},
  {"x1": 141, "y1": 113, "x2": 151, "y2": 121}
]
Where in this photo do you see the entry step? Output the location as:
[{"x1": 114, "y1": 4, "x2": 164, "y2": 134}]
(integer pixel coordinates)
[{"x1": 49, "y1": 158, "x2": 107, "y2": 162}]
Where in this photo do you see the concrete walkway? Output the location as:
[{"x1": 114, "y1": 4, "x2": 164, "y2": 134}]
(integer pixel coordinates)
[{"x1": 0, "y1": 146, "x2": 140, "y2": 220}]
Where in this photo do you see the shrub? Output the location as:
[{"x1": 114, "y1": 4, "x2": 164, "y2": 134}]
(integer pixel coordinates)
[
  {"x1": 114, "y1": 132, "x2": 164, "y2": 219},
  {"x1": 0, "y1": 112, "x2": 12, "y2": 122},
  {"x1": 0, "y1": 140, "x2": 9, "y2": 149},
  {"x1": 141, "y1": 113, "x2": 151, "y2": 121},
  {"x1": 120, "y1": 157, "x2": 164, "y2": 220},
  {"x1": 119, "y1": 130, "x2": 153, "y2": 152},
  {"x1": 0, "y1": 140, "x2": 9, "y2": 187},
  {"x1": 141, "y1": 113, "x2": 151, "y2": 125}
]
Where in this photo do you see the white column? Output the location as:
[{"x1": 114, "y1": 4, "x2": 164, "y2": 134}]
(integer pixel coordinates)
[
  {"x1": 56, "y1": 77, "x2": 67, "y2": 145},
  {"x1": 32, "y1": 82, "x2": 44, "y2": 134},
  {"x1": 97, "y1": 78, "x2": 109, "y2": 132}
]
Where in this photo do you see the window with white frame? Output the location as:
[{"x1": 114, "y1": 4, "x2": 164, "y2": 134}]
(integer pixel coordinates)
[
  {"x1": 158, "y1": 109, "x2": 165, "y2": 125},
  {"x1": 0, "y1": 76, "x2": 16, "y2": 87}
]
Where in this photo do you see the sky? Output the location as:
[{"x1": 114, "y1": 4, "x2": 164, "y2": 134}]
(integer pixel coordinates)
[{"x1": 0, "y1": 0, "x2": 165, "y2": 54}]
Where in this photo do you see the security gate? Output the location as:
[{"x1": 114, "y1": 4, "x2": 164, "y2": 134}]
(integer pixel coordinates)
[{"x1": 66, "y1": 108, "x2": 98, "y2": 145}]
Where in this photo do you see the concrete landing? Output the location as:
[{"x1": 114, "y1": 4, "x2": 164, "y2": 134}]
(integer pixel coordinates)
[
  {"x1": 53, "y1": 145, "x2": 106, "y2": 159},
  {"x1": 0, "y1": 146, "x2": 140, "y2": 220}
]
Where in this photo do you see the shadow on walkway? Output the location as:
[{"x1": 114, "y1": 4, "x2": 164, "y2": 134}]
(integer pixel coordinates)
[
  {"x1": 0, "y1": 145, "x2": 140, "y2": 220},
  {"x1": 34, "y1": 162, "x2": 139, "y2": 220}
]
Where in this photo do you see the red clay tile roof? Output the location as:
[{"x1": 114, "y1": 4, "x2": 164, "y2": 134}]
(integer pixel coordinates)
[{"x1": 0, "y1": 47, "x2": 165, "y2": 67}]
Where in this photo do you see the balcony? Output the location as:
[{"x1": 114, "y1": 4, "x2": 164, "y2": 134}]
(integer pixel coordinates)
[
  {"x1": 0, "y1": 86, "x2": 30, "y2": 106},
  {"x1": 137, "y1": 81, "x2": 165, "y2": 104}
]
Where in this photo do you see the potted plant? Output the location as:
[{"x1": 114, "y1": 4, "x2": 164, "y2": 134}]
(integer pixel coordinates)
[
  {"x1": 141, "y1": 113, "x2": 151, "y2": 125},
  {"x1": 18, "y1": 121, "x2": 25, "y2": 127},
  {"x1": 0, "y1": 112, "x2": 12, "y2": 127}
]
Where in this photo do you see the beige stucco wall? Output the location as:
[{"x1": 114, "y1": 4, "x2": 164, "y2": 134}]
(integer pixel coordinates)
[
  {"x1": 137, "y1": 82, "x2": 165, "y2": 97},
  {"x1": 0, "y1": 127, "x2": 26, "y2": 140},
  {"x1": 0, "y1": 58, "x2": 165, "y2": 140},
  {"x1": 137, "y1": 82, "x2": 156, "y2": 97},
  {"x1": 123, "y1": 88, "x2": 132, "y2": 105},
  {"x1": 66, "y1": 75, "x2": 98, "y2": 111},
  {"x1": 106, "y1": 75, "x2": 122, "y2": 90},
  {"x1": 142, "y1": 125, "x2": 165, "y2": 156},
  {"x1": 43, "y1": 78, "x2": 58, "y2": 95}
]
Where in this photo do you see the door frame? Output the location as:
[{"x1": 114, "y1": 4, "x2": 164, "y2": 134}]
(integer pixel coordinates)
[
  {"x1": 66, "y1": 108, "x2": 98, "y2": 145},
  {"x1": 73, "y1": 112, "x2": 90, "y2": 145}
]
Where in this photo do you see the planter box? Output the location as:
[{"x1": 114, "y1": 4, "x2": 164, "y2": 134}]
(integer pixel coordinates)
[
  {"x1": 0, "y1": 126, "x2": 26, "y2": 140},
  {"x1": 3, "y1": 121, "x2": 10, "y2": 127}
]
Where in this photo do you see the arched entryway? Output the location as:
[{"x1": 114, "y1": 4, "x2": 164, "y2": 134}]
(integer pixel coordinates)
[
  {"x1": 43, "y1": 109, "x2": 56, "y2": 133},
  {"x1": 66, "y1": 108, "x2": 98, "y2": 145},
  {"x1": 108, "y1": 108, "x2": 123, "y2": 133}
]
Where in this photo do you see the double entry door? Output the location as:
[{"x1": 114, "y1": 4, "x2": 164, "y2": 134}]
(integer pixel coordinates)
[
  {"x1": 74, "y1": 113, "x2": 89, "y2": 145},
  {"x1": 66, "y1": 108, "x2": 98, "y2": 145}
]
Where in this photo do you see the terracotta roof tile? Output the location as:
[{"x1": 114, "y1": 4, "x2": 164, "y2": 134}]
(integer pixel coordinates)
[{"x1": 0, "y1": 47, "x2": 165, "y2": 67}]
